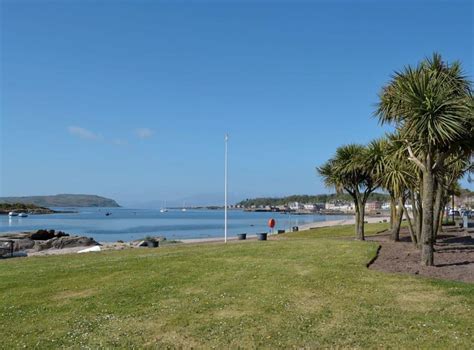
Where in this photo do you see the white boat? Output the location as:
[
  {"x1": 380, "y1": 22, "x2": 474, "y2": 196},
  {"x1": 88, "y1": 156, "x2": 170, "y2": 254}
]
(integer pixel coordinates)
[
  {"x1": 160, "y1": 201, "x2": 168, "y2": 213},
  {"x1": 8, "y1": 212, "x2": 18, "y2": 217},
  {"x1": 181, "y1": 202, "x2": 187, "y2": 212},
  {"x1": 18, "y1": 213, "x2": 28, "y2": 217}
]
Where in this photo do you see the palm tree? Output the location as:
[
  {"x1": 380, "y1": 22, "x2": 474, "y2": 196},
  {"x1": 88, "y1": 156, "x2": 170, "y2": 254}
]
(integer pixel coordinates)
[
  {"x1": 317, "y1": 144, "x2": 379, "y2": 240},
  {"x1": 368, "y1": 135, "x2": 417, "y2": 242},
  {"x1": 376, "y1": 53, "x2": 473, "y2": 266}
]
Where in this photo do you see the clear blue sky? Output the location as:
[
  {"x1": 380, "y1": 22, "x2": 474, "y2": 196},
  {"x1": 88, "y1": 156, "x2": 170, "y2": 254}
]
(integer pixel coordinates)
[{"x1": 1, "y1": 0, "x2": 472, "y2": 206}]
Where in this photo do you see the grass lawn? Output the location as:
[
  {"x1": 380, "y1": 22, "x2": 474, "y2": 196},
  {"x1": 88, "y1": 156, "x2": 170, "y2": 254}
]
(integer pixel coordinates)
[{"x1": 0, "y1": 223, "x2": 472, "y2": 348}]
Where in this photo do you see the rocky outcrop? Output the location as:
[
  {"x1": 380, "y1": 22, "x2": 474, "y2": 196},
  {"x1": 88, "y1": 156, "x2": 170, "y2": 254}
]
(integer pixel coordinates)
[
  {"x1": 14, "y1": 238, "x2": 35, "y2": 251},
  {"x1": 1, "y1": 229, "x2": 98, "y2": 255},
  {"x1": 35, "y1": 236, "x2": 98, "y2": 251}
]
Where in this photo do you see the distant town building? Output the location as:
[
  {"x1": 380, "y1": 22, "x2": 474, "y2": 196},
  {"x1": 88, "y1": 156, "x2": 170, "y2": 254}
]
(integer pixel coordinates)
[
  {"x1": 289, "y1": 202, "x2": 304, "y2": 210},
  {"x1": 325, "y1": 201, "x2": 355, "y2": 212},
  {"x1": 365, "y1": 201, "x2": 383, "y2": 211},
  {"x1": 315, "y1": 203, "x2": 326, "y2": 210}
]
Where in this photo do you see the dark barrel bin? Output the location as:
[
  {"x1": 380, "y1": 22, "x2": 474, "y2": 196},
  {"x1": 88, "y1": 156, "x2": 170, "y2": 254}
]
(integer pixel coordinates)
[
  {"x1": 277, "y1": 229, "x2": 285, "y2": 234},
  {"x1": 237, "y1": 233, "x2": 247, "y2": 240},
  {"x1": 146, "y1": 240, "x2": 159, "y2": 248},
  {"x1": 292, "y1": 226, "x2": 299, "y2": 232},
  {"x1": 257, "y1": 233, "x2": 268, "y2": 241}
]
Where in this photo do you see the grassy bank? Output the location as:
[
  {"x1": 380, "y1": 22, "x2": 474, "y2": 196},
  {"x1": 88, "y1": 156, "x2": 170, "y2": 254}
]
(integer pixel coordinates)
[
  {"x1": 0, "y1": 224, "x2": 472, "y2": 348},
  {"x1": 279, "y1": 222, "x2": 392, "y2": 239}
]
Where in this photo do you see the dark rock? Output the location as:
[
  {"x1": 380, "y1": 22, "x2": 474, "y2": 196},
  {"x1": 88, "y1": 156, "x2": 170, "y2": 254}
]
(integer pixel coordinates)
[
  {"x1": 30, "y1": 229, "x2": 56, "y2": 240},
  {"x1": 55, "y1": 231, "x2": 69, "y2": 238}
]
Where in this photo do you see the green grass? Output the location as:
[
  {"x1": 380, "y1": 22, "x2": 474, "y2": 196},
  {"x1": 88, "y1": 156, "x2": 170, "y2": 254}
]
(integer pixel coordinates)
[
  {"x1": 278, "y1": 222, "x2": 391, "y2": 239},
  {"x1": 0, "y1": 223, "x2": 472, "y2": 348}
]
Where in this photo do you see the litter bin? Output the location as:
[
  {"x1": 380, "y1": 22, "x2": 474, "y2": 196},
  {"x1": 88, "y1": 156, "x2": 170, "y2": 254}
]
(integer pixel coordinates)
[
  {"x1": 237, "y1": 233, "x2": 247, "y2": 240},
  {"x1": 257, "y1": 233, "x2": 268, "y2": 241},
  {"x1": 292, "y1": 226, "x2": 299, "y2": 232}
]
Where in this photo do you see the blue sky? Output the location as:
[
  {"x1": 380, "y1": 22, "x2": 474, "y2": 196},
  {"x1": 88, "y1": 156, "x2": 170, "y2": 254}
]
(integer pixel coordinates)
[{"x1": 1, "y1": 0, "x2": 472, "y2": 206}]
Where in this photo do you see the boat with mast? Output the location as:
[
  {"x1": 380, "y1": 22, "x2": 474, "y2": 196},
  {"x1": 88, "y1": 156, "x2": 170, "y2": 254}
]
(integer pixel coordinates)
[{"x1": 160, "y1": 201, "x2": 168, "y2": 213}]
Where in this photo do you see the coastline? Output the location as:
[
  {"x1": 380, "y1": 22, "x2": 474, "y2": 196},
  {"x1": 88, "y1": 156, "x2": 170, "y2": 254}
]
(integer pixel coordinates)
[
  {"x1": 179, "y1": 215, "x2": 389, "y2": 244},
  {"x1": 4, "y1": 215, "x2": 390, "y2": 257}
]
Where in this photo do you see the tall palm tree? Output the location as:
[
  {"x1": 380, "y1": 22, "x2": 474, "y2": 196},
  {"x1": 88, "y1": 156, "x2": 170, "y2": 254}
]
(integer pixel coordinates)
[{"x1": 376, "y1": 53, "x2": 473, "y2": 266}]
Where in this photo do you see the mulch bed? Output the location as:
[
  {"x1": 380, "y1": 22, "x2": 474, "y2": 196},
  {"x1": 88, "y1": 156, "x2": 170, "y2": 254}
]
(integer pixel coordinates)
[{"x1": 367, "y1": 227, "x2": 474, "y2": 283}]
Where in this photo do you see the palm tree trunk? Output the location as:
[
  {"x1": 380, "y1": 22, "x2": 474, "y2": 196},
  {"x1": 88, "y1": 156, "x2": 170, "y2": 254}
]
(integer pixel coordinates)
[
  {"x1": 403, "y1": 205, "x2": 417, "y2": 247},
  {"x1": 389, "y1": 194, "x2": 396, "y2": 230},
  {"x1": 391, "y1": 198, "x2": 404, "y2": 241},
  {"x1": 421, "y1": 160, "x2": 435, "y2": 266},
  {"x1": 410, "y1": 191, "x2": 420, "y2": 248},
  {"x1": 414, "y1": 193, "x2": 423, "y2": 248},
  {"x1": 353, "y1": 198, "x2": 360, "y2": 238},
  {"x1": 357, "y1": 202, "x2": 365, "y2": 240},
  {"x1": 432, "y1": 179, "x2": 443, "y2": 241},
  {"x1": 451, "y1": 193, "x2": 455, "y2": 223},
  {"x1": 439, "y1": 197, "x2": 449, "y2": 231},
  {"x1": 438, "y1": 207, "x2": 444, "y2": 235}
]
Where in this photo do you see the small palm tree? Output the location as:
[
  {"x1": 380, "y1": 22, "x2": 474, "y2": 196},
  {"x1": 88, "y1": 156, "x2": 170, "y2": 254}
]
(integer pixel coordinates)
[
  {"x1": 317, "y1": 144, "x2": 379, "y2": 240},
  {"x1": 370, "y1": 135, "x2": 419, "y2": 243}
]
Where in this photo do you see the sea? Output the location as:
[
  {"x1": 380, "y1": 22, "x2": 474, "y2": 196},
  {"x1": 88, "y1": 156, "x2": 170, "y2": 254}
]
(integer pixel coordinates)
[{"x1": 0, "y1": 208, "x2": 353, "y2": 242}]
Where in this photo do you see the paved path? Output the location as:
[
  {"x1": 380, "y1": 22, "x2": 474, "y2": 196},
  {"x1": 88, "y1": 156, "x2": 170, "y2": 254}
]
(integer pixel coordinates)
[{"x1": 180, "y1": 216, "x2": 390, "y2": 244}]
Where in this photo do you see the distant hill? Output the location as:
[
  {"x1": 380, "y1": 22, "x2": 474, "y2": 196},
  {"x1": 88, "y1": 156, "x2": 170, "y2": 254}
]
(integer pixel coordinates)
[{"x1": 0, "y1": 194, "x2": 120, "y2": 208}]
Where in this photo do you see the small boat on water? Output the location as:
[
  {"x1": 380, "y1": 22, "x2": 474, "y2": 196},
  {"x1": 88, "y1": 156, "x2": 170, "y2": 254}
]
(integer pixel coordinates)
[
  {"x1": 105, "y1": 212, "x2": 112, "y2": 216},
  {"x1": 8, "y1": 212, "x2": 18, "y2": 217},
  {"x1": 18, "y1": 213, "x2": 28, "y2": 217},
  {"x1": 160, "y1": 201, "x2": 168, "y2": 213}
]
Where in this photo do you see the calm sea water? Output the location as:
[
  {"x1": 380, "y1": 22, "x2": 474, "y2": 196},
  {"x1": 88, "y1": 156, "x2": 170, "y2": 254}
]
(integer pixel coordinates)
[{"x1": 0, "y1": 208, "x2": 352, "y2": 242}]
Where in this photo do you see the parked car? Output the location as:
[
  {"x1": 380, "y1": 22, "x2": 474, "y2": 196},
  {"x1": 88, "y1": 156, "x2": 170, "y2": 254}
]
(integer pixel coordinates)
[{"x1": 448, "y1": 209, "x2": 461, "y2": 217}]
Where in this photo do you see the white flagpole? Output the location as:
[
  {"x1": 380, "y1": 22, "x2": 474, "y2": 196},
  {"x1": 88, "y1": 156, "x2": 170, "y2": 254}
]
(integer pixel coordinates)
[{"x1": 224, "y1": 134, "x2": 229, "y2": 243}]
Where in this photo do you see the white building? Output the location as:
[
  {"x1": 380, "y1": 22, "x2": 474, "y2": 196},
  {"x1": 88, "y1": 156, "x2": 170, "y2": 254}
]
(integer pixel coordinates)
[
  {"x1": 325, "y1": 202, "x2": 355, "y2": 212},
  {"x1": 289, "y1": 202, "x2": 303, "y2": 210}
]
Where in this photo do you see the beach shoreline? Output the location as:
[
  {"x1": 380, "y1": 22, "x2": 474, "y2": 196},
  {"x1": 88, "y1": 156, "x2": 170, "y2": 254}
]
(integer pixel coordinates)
[
  {"x1": 179, "y1": 215, "x2": 389, "y2": 244},
  {"x1": 3, "y1": 215, "x2": 390, "y2": 257}
]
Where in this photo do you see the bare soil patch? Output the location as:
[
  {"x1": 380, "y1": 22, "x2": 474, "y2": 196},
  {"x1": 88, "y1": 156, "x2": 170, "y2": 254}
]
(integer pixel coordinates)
[{"x1": 367, "y1": 227, "x2": 474, "y2": 283}]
